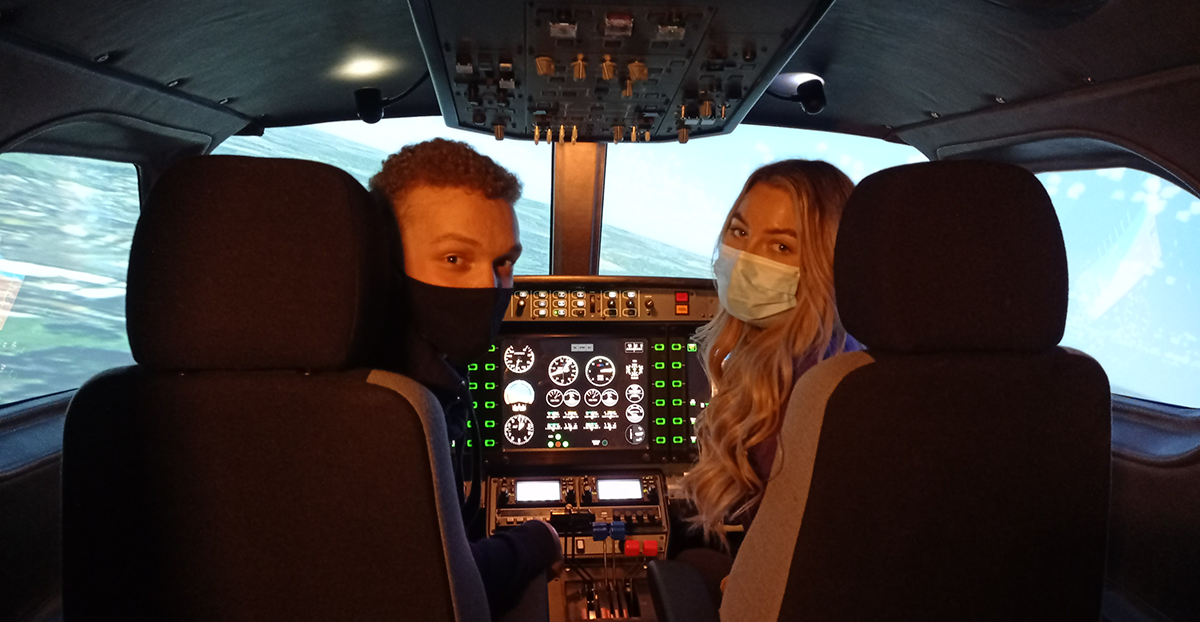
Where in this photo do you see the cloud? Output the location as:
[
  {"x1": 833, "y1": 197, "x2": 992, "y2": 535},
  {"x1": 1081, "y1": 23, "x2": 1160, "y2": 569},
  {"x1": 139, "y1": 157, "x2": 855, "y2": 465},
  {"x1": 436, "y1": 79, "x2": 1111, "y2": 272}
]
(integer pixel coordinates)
[
  {"x1": 1095, "y1": 168, "x2": 1126, "y2": 181},
  {"x1": 1112, "y1": 191, "x2": 1125, "y2": 200},
  {"x1": 1177, "y1": 211, "x2": 1192, "y2": 223},
  {"x1": 1067, "y1": 182, "x2": 1086, "y2": 200}
]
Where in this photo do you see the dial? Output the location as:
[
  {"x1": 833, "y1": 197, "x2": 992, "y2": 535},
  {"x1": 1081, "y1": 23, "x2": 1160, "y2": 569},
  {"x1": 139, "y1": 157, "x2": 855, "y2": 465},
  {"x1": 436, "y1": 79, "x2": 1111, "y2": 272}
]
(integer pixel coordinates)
[
  {"x1": 548, "y1": 355, "x2": 579, "y2": 386},
  {"x1": 625, "y1": 424, "x2": 646, "y2": 445},
  {"x1": 563, "y1": 389, "x2": 581, "y2": 407},
  {"x1": 625, "y1": 404, "x2": 645, "y2": 423},
  {"x1": 504, "y1": 414, "x2": 535, "y2": 446},
  {"x1": 546, "y1": 389, "x2": 564, "y2": 408},
  {"x1": 584, "y1": 388, "x2": 602, "y2": 407},
  {"x1": 503, "y1": 380, "x2": 535, "y2": 407},
  {"x1": 503, "y1": 344, "x2": 535, "y2": 374},
  {"x1": 585, "y1": 356, "x2": 617, "y2": 387},
  {"x1": 625, "y1": 384, "x2": 644, "y2": 403},
  {"x1": 600, "y1": 388, "x2": 619, "y2": 407}
]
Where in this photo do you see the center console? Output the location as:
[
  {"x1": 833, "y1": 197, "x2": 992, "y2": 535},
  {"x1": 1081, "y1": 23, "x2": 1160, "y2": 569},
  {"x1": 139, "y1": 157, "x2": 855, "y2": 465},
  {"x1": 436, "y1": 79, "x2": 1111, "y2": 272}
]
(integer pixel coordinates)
[{"x1": 469, "y1": 276, "x2": 715, "y2": 620}]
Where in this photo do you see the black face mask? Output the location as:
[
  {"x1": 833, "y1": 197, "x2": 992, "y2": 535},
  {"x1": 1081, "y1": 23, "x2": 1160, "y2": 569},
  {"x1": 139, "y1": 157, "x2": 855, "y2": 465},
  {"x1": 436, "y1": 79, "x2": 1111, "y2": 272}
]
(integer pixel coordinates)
[{"x1": 402, "y1": 274, "x2": 512, "y2": 367}]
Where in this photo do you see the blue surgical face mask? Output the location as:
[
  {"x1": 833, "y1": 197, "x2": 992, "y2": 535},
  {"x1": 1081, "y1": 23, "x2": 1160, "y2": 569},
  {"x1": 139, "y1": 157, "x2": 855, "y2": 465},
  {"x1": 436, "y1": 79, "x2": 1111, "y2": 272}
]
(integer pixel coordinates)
[{"x1": 713, "y1": 244, "x2": 800, "y2": 325}]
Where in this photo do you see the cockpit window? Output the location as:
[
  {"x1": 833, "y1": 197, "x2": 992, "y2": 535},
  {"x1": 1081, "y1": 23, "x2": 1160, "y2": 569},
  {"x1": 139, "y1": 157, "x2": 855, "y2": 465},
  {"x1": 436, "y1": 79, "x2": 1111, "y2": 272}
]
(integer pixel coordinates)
[
  {"x1": 1039, "y1": 168, "x2": 1200, "y2": 408},
  {"x1": 599, "y1": 125, "x2": 926, "y2": 277},
  {"x1": 0, "y1": 153, "x2": 139, "y2": 404},
  {"x1": 213, "y1": 116, "x2": 552, "y2": 275}
]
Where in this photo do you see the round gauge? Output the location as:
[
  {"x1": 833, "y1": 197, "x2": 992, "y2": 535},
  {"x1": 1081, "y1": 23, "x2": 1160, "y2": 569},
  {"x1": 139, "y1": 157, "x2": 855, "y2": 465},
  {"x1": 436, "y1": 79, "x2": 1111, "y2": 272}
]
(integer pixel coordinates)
[
  {"x1": 625, "y1": 384, "x2": 644, "y2": 403},
  {"x1": 625, "y1": 404, "x2": 645, "y2": 423},
  {"x1": 504, "y1": 414, "x2": 535, "y2": 446},
  {"x1": 600, "y1": 388, "x2": 619, "y2": 407},
  {"x1": 545, "y1": 389, "x2": 564, "y2": 408},
  {"x1": 503, "y1": 345, "x2": 535, "y2": 374},
  {"x1": 584, "y1": 388, "x2": 602, "y2": 407},
  {"x1": 625, "y1": 424, "x2": 646, "y2": 445},
  {"x1": 563, "y1": 389, "x2": 581, "y2": 407},
  {"x1": 548, "y1": 355, "x2": 579, "y2": 386},
  {"x1": 585, "y1": 356, "x2": 617, "y2": 387},
  {"x1": 503, "y1": 380, "x2": 535, "y2": 407}
]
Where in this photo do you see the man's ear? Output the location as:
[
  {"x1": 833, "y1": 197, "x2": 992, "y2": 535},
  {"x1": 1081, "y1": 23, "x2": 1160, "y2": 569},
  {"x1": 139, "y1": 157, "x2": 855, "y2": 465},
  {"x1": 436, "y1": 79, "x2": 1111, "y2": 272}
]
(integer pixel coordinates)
[{"x1": 370, "y1": 188, "x2": 406, "y2": 271}]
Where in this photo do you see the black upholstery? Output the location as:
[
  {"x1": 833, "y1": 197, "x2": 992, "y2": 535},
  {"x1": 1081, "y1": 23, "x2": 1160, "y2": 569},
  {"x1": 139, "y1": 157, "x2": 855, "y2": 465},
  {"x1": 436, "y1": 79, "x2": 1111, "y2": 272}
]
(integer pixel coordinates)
[
  {"x1": 62, "y1": 156, "x2": 490, "y2": 621},
  {"x1": 835, "y1": 160, "x2": 1069, "y2": 353},
  {"x1": 126, "y1": 155, "x2": 389, "y2": 370},
  {"x1": 707, "y1": 161, "x2": 1112, "y2": 621}
]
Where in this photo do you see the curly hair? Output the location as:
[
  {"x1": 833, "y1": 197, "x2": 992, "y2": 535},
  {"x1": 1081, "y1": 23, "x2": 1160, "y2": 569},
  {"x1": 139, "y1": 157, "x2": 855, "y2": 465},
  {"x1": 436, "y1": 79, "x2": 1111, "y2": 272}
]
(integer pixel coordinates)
[{"x1": 369, "y1": 138, "x2": 522, "y2": 217}]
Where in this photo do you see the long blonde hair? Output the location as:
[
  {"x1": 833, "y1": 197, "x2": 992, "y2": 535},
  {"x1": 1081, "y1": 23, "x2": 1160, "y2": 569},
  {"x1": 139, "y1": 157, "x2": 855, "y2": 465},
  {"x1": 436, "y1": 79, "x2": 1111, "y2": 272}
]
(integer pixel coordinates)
[{"x1": 683, "y1": 160, "x2": 854, "y2": 546}]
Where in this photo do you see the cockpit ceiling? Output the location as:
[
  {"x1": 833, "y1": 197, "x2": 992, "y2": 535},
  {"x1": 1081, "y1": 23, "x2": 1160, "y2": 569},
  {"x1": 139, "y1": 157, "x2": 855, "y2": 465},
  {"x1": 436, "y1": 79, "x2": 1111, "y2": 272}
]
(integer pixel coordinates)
[{"x1": 0, "y1": 0, "x2": 1198, "y2": 138}]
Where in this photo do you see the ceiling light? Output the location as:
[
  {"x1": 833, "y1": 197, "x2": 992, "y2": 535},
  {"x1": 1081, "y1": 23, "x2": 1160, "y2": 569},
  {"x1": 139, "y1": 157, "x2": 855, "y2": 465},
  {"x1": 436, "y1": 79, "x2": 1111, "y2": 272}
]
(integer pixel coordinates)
[
  {"x1": 767, "y1": 72, "x2": 827, "y2": 115},
  {"x1": 333, "y1": 55, "x2": 399, "y2": 80}
]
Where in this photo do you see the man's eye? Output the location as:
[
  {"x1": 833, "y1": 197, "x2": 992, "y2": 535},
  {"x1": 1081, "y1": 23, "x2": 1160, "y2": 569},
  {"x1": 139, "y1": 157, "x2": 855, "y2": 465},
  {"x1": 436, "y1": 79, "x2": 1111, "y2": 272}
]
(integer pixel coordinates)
[
  {"x1": 445, "y1": 255, "x2": 461, "y2": 265},
  {"x1": 777, "y1": 243, "x2": 791, "y2": 253}
]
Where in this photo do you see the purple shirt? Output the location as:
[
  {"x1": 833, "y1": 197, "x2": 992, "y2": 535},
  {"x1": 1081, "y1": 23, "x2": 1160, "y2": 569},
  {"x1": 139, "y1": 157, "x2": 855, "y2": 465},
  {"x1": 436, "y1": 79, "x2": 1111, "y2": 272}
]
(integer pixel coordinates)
[{"x1": 741, "y1": 333, "x2": 862, "y2": 527}]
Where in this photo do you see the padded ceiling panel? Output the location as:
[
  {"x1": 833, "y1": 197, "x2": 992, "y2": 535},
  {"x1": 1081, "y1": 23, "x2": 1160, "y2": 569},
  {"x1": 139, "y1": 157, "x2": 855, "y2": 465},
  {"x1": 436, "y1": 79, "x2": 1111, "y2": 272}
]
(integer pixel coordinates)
[
  {"x1": 0, "y1": 0, "x2": 438, "y2": 126},
  {"x1": 746, "y1": 0, "x2": 1200, "y2": 139}
]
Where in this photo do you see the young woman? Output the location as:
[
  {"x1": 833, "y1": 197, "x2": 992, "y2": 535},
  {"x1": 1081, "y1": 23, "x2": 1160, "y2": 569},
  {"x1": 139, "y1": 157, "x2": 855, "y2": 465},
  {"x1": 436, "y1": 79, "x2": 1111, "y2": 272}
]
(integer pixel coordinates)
[{"x1": 683, "y1": 159, "x2": 859, "y2": 547}]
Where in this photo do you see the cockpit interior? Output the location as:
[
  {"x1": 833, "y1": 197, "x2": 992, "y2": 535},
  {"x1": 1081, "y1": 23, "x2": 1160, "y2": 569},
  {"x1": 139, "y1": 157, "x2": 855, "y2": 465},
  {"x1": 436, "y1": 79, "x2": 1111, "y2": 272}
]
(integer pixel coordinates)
[{"x1": 2, "y1": 0, "x2": 1199, "y2": 620}]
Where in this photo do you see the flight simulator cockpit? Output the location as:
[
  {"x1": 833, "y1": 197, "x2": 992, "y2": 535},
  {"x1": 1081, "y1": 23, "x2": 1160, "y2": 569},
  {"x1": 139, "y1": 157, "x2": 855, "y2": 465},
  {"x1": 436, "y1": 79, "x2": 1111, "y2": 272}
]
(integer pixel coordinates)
[{"x1": 470, "y1": 278, "x2": 715, "y2": 618}]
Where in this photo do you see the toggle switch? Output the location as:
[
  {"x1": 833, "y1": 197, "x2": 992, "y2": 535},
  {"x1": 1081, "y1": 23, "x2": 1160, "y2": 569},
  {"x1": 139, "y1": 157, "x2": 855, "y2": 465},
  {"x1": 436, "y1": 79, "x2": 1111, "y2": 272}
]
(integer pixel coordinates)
[
  {"x1": 533, "y1": 126, "x2": 541, "y2": 145},
  {"x1": 536, "y1": 56, "x2": 555, "y2": 76},
  {"x1": 628, "y1": 60, "x2": 648, "y2": 82}
]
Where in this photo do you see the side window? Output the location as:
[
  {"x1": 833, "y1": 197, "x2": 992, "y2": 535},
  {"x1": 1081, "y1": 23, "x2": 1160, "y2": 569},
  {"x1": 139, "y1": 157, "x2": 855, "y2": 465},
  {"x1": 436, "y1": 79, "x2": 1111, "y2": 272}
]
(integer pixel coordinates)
[
  {"x1": 600, "y1": 125, "x2": 926, "y2": 278},
  {"x1": 0, "y1": 153, "x2": 139, "y2": 404},
  {"x1": 214, "y1": 116, "x2": 552, "y2": 275},
  {"x1": 1037, "y1": 169, "x2": 1200, "y2": 408}
]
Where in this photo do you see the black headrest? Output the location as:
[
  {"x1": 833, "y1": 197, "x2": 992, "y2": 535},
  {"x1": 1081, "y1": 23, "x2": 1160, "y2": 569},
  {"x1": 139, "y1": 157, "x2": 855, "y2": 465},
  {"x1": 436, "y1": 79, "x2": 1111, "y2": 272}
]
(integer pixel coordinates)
[
  {"x1": 127, "y1": 156, "x2": 390, "y2": 370},
  {"x1": 834, "y1": 161, "x2": 1068, "y2": 353}
]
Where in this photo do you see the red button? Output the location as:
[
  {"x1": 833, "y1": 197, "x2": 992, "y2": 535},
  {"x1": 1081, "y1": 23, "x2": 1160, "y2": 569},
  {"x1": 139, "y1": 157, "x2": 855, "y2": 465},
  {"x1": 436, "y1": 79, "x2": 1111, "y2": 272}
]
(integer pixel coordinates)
[
  {"x1": 624, "y1": 540, "x2": 641, "y2": 556},
  {"x1": 675, "y1": 291, "x2": 689, "y2": 303},
  {"x1": 642, "y1": 540, "x2": 659, "y2": 557}
]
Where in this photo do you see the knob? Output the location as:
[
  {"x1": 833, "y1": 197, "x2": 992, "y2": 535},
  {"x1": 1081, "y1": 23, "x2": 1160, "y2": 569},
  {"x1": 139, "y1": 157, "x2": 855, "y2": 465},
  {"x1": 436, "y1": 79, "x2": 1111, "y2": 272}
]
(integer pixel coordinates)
[
  {"x1": 565, "y1": 489, "x2": 577, "y2": 505},
  {"x1": 644, "y1": 299, "x2": 654, "y2": 309},
  {"x1": 678, "y1": 127, "x2": 689, "y2": 144},
  {"x1": 625, "y1": 298, "x2": 634, "y2": 309},
  {"x1": 582, "y1": 489, "x2": 593, "y2": 504},
  {"x1": 472, "y1": 109, "x2": 486, "y2": 125},
  {"x1": 497, "y1": 490, "x2": 510, "y2": 507},
  {"x1": 536, "y1": 56, "x2": 555, "y2": 76},
  {"x1": 601, "y1": 54, "x2": 616, "y2": 80},
  {"x1": 493, "y1": 124, "x2": 504, "y2": 141},
  {"x1": 572, "y1": 53, "x2": 587, "y2": 81}
]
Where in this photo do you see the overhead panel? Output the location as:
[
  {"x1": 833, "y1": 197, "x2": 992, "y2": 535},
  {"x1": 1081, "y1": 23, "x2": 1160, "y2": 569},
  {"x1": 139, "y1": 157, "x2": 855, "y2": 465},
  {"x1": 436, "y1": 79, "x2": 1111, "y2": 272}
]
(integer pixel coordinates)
[{"x1": 409, "y1": 0, "x2": 831, "y2": 143}]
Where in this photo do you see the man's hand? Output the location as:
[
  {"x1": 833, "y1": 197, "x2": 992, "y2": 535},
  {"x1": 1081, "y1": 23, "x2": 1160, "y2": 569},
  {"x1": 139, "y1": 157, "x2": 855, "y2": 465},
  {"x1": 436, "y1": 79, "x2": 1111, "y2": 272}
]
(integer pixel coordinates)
[{"x1": 528, "y1": 519, "x2": 566, "y2": 580}]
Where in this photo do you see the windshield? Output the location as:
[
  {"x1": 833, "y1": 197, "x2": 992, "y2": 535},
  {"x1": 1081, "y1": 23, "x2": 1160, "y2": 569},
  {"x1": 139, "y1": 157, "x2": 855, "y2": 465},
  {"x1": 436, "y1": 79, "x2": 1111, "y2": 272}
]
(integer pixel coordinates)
[{"x1": 214, "y1": 116, "x2": 554, "y2": 275}]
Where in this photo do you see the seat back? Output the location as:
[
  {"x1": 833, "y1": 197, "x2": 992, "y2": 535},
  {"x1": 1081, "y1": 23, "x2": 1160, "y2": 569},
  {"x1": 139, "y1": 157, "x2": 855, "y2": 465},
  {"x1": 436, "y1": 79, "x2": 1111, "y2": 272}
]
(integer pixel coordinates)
[
  {"x1": 722, "y1": 161, "x2": 1111, "y2": 622},
  {"x1": 62, "y1": 156, "x2": 489, "y2": 622}
]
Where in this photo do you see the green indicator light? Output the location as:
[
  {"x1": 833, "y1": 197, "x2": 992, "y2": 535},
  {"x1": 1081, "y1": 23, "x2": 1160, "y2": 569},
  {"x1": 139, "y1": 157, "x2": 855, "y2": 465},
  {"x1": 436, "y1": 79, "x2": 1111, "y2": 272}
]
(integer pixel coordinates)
[
  {"x1": 468, "y1": 382, "x2": 478, "y2": 390},
  {"x1": 672, "y1": 380, "x2": 683, "y2": 388},
  {"x1": 654, "y1": 362, "x2": 666, "y2": 370},
  {"x1": 673, "y1": 417, "x2": 684, "y2": 425},
  {"x1": 484, "y1": 420, "x2": 496, "y2": 428},
  {"x1": 485, "y1": 382, "x2": 497, "y2": 390},
  {"x1": 671, "y1": 362, "x2": 683, "y2": 369},
  {"x1": 687, "y1": 343, "x2": 698, "y2": 352},
  {"x1": 485, "y1": 363, "x2": 497, "y2": 371},
  {"x1": 467, "y1": 363, "x2": 479, "y2": 371},
  {"x1": 555, "y1": 433, "x2": 562, "y2": 440},
  {"x1": 467, "y1": 420, "x2": 472, "y2": 428},
  {"x1": 673, "y1": 436, "x2": 684, "y2": 444},
  {"x1": 673, "y1": 399, "x2": 684, "y2": 406},
  {"x1": 655, "y1": 417, "x2": 666, "y2": 425},
  {"x1": 473, "y1": 401, "x2": 478, "y2": 409},
  {"x1": 655, "y1": 436, "x2": 667, "y2": 445},
  {"x1": 466, "y1": 440, "x2": 473, "y2": 447},
  {"x1": 488, "y1": 345, "x2": 497, "y2": 352},
  {"x1": 671, "y1": 343, "x2": 683, "y2": 351},
  {"x1": 655, "y1": 380, "x2": 666, "y2": 388},
  {"x1": 563, "y1": 441, "x2": 569, "y2": 448},
  {"x1": 655, "y1": 399, "x2": 666, "y2": 407},
  {"x1": 548, "y1": 441, "x2": 555, "y2": 447},
  {"x1": 653, "y1": 344, "x2": 666, "y2": 351},
  {"x1": 484, "y1": 439, "x2": 496, "y2": 447},
  {"x1": 484, "y1": 401, "x2": 497, "y2": 409}
]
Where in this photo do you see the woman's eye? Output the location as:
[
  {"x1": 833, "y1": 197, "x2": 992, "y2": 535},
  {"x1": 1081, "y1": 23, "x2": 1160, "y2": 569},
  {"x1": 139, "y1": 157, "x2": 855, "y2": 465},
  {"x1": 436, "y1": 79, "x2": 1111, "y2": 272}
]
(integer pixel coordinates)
[
  {"x1": 777, "y1": 243, "x2": 791, "y2": 253},
  {"x1": 729, "y1": 226, "x2": 747, "y2": 237},
  {"x1": 445, "y1": 255, "x2": 461, "y2": 265}
]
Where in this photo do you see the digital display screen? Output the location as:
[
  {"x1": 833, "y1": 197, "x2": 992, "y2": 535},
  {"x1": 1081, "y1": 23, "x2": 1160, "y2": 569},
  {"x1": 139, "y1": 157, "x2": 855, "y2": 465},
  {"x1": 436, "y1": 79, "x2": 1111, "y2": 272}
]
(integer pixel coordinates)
[
  {"x1": 499, "y1": 336, "x2": 649, "y2": 450},
  {"x1": 515, "y1": 480, "x2": 561, "y2": 502},
  {"x1": 597, "y1": 479, "x2": 642, "y2": 501}
]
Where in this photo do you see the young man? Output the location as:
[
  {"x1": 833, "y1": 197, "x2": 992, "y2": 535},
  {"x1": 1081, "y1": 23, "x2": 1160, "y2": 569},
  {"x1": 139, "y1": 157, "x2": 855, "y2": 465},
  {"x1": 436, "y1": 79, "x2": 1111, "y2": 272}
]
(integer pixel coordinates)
[{"x1": 370, "y1": 138, "x2": 563, "y2": 616}]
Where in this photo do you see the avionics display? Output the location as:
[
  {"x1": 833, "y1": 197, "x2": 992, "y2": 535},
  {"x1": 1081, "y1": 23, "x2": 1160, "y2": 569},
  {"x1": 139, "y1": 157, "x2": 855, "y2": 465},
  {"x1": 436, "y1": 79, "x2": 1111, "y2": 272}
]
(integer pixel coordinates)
[{"x1": 500, "y1": 336, "x2": 649, "y2": 450}]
